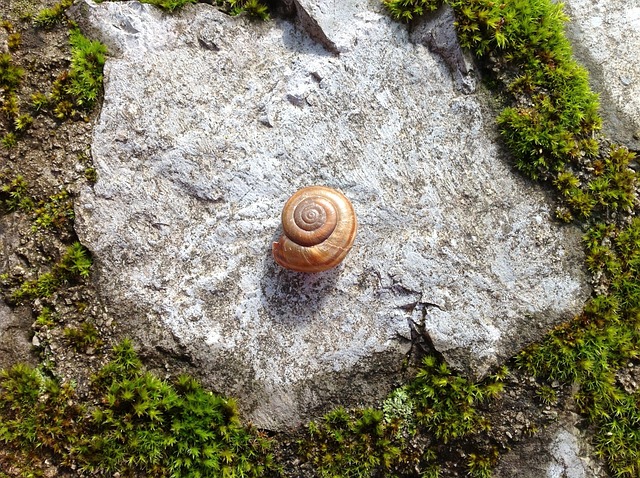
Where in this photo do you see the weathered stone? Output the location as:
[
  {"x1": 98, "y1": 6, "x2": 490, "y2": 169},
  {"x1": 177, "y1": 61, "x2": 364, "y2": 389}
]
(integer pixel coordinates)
[
  {"x1": 72, "y1": 0, "x2": 589, "y2": 428},
  {"x1": 0, "y1": 302, "x2": 36, "y2": 369},
  {"x1": 494, "y1": 413, "x2": 609, "y2": 478},
  {"x1": 281, "y1": 0, "x2": 377, "y2": 54},
  {"x1": 564, "y1": 0, "x2": 640, "y2": 150},
  {"x1": 409, "y1": 5, "x2": 477, "y2": 94},
  {"x1": 0, "y1": 216, "x2": 37, "y2": 369}
]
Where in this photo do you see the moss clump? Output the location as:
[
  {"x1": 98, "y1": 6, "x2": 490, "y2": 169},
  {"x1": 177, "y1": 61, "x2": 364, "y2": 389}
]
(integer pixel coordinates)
[
  {"x1": 0, "y1": 364, "x2": 83, "y2": 463},
  {"x1": 0, "y1": 175, "x2": 34, "y2": 213},
  {"x1": 0, "y1": 341, "x2": 280, "y2": 477},
  {"x1": 33, "y1": 0, "x2": 73, "y2": 28},
  {"x1": 9, "y1": 242, "x2": 92, "y2": 305},
  {"x1": 300, "y1": 355, "x2": 506, "y2": 476},
  {"x1": 0, "y1": 52, "x2": 24, "y2": 92},
  {"x1": 66, "y1": 28, "x2": 107, "y2": 109},
  {"x1": 29, "y1": 29, "x2": 107, "y2": 120},
  {"x1": 0, "y1": 53, "x2": 27, "y2": 146},
  {"x1": 32, "y1": 189, "x2": 75, "y2": 232},
  {"x1": 216, "y1": 0, "x2": 271, "y2": 20}
]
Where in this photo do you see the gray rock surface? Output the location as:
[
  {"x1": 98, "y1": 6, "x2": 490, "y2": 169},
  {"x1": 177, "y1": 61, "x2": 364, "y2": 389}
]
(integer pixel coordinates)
[
  {"x1": 73, "y1": 0, "x2": 589, "y2": 428},
  {"x1": 0, "y1": 302, "x2": 35, "y2": 369},
  {"x1": 494, "y1": 413, "x2": 609, "y2": 478},
  {"x1": 0, "y1": 216, "x2": 37, "y2": 369},
  {"x1": 409, "y1": 5, "x2": 477, "y2": 94},
  {"x1": 564, "y1": 0, "x2": 640, "y2": 150}
]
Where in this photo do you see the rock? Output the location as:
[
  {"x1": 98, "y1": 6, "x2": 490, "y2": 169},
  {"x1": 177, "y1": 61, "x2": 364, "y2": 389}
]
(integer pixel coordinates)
[
  {"x1": 0, "y1": 216, "x2": 37, "y2": 370},
  {"x1": 280, "y1": 0, "x2": 379, "y2": 54},
  {"x1": 493, "y1": 413, "x2": 609, "y2": 478},
  {"x1": 563, "y1": 0, "x2": 640, "y2": 150},
  {"x1": 616, "y1": 361, "x2": 640, "y2": 395},
  {"x1": 72, "y1": 0, "x2": 589, "y2": 428},
  {"x1": 0, "y1": 302, "x2": 36, "y2": 369},
  {"x1": 409, "y1": 5, "x2": 477, "y2": 94}
]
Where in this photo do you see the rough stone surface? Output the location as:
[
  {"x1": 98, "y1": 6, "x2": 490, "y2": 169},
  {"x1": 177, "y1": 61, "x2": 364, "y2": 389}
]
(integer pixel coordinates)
[
  {"x1": 494, "y1": 413, "x2": 609, "y2": 478},
  {"x1": 0, "y1": 216, "x2": 37, "y2": 369},
  {"x1": 564, "y1": 0, "x2": 640, "y2": 150},
  {"x1": 409, "y1": 5, "x2": 477, "y2": 94},
  {"x1": 73, "y1": 0, "x2": 590, "y2": 428},
  {"x1": 0, "y1": 302, "x2": 36, "y2": 369}
]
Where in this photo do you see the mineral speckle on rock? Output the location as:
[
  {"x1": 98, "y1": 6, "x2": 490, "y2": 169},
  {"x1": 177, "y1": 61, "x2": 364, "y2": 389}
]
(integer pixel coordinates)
[{"x1": 72, "y1": 0, "x2": 590, "y2": 428}]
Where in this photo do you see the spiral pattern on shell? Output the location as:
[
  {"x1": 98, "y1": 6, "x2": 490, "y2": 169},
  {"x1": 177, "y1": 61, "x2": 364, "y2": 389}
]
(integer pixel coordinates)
[{"x1": 272, "y1": 186, "x2": 357, "y2": 272}]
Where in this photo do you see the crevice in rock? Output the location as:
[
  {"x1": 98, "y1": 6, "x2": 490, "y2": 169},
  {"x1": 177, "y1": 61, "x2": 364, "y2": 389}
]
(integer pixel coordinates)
[
  {"x1": 277, "y1": 0, "x2": 340, "y2": 55},
  {"x1": 409, "y1": 5, "x2": 478, "y2": 94},
  {"x1": 405, "y1": 303, "x2": 442, "y2": 362}
]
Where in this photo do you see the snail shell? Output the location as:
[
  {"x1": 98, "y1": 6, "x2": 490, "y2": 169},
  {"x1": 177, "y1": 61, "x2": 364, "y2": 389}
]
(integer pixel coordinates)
[{"x1": 272, "y1": 186, "x2": 357, "y2": 272}]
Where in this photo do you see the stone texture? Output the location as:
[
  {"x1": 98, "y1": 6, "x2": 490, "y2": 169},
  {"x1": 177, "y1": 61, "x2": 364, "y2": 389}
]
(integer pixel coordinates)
[
  {"x1": 72, "y1": 0, "x2": 589, "y2": 428},
  {"x1": 410, "y1": 5, "x2": 477, "y2": 94},
  {"x1": 494, "y1": 413, "x2": 609, "y2": 478},
  {"x1": 0, "y1": 302, "x2": 36, "y2": 369},
  {"x1": 0, "y1": 216, "x2": 37, "y2": 369},
  {"x1": 564, "y1": 0, "x2": 640, "y2": 150}
]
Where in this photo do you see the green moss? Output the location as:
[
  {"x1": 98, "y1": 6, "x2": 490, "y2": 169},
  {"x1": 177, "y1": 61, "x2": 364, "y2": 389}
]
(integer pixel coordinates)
[
  {"x1": 216, "y1": 0, "x2": 271, "y2": 20},
  {"x1": 9, "y1": 242, "x2": 92, "y2": 305},
  {"x1": 33, "y1": 0, "x2": 73, "y2": 28},
  {"x1": 0, "y1": 53, "x2": 24, "y2": 92},
  {"x1": 59, "y1": 241, "x2": 93, "y2": 279},
  {"x1": 35, "y1": 306, "x2": 56, "y2": 327},
  {"x1": 33, "y1": 189, "x2": 75, "y2": 232},
  {"x1": 0, "y1": 364, "x2": 83, "y2": 458},
  {"x1": 300, "y1": 355, "x2": 506, "y2": 475},
  {"x1": 468, "y1": 447, "x2": 498, "y2": 478},
  {"x1": 382, "y1": 0, "x2": 439, "y2": 21},
  {"x1": 0, "y1": 341, "x2": 281, "y2": 477},
  {"x1": 1, "y1": 132, "x2": 17, "y2": 148},
  {"x1": 301, "y1": 407, "x2": 404, "y2": 477},
  {"x1": 64, "y1": 322, "x2": 102, "y2": 351},
  {"x1": 29, "y1": 29, "x2": 107, "y2": 121},
  {"x1": 66, "y1": 28, "x2": 107, "y2": 109},
  {"x1": 0, "y1": 175, "x2": 34, "y2": 213},
  {"x1": 84, "y1": 166, "x2": 98, "y2": 183},
  {"x1": 7, "y1": 32, "x2": 22, "y2": 50}
]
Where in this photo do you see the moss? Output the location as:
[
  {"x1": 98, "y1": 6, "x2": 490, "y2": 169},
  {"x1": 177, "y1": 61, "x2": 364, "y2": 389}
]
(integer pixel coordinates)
[
  {"x1": 64, "y1": 322, "x2": 102, "y2": 351},
  {"x1": 32, "y1": 189, "x2": 75, "y2": 232},
  {"x1": 0, "y1": 364, "x2": 83, "y2": 460},
  {"x1": 216, "y1": 0, "x2": 271, "y2": 20},
  {"x1": 7, "y1": 32, "x2": 22, "y2": 51},
  {"x1": 8, "y1": 242, "x2": 92, "y2": 305},
  {"x1": 0, "y1": 341, "x2": 281, "y2": 477},
  {"x1": 0, "y1": 53, "x2": 24, "y2": 92},
  {"x1": 0, "y1": 175, "x2": 34, "y2": 213},
  {"x1": 33, "y1": 0, "x2": 73, "y2": 28},
  {"x1": 66, "y1": 28, "x2": 107, "y2": 109},
  {"x1": 300, "y1": 355, "x2": 506, "y2": 475},
  {"x1": 28, "y1": 29, "x2": 107, "y2": 120}
]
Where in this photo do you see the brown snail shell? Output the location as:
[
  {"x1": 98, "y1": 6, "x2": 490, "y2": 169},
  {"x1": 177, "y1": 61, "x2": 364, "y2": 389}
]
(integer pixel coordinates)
[{"x1": 272, "y1": 186, "x2": 357, "y2": 272}]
